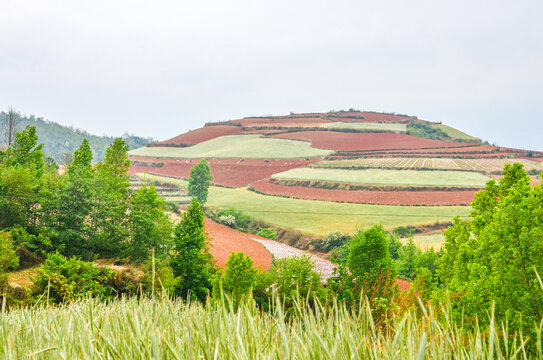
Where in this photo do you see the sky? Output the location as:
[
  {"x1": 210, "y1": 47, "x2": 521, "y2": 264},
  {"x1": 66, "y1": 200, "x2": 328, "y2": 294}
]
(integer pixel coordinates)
[{"x1": 1, "y1": 0, "x2": 542, "y2": 150}]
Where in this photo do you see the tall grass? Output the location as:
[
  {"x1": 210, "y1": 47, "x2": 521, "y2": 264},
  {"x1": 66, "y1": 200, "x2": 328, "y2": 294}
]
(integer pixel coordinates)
[{"x1": 1, "y1": 293, "x2": 541, "y2": 359}]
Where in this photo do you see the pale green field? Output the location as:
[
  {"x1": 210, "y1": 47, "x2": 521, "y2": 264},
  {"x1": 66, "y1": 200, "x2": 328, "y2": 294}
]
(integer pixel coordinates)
[
  {"x1": 431, "y1": 123, "x2": 481, "y2": 141},
  {"x1": 272, "y1": 168, "x2": 491, "y2": 187},
  {"x1": 402, "y1": 233, "x2": 446, "y2": 251},
  {"x1": 325, "y1": 122, "x2": 407, "y2": 132},
  {"x1": 129, "y1": 135, "x2": 332, "y2": 159},
  {"x1": 137, "y1": 174, "x2": 470, "y2": 236}
]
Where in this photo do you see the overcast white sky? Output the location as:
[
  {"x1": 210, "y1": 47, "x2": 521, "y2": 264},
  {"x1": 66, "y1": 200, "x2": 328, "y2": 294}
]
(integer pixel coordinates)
[{"x1": 1, "y1": 0, "x2": 542, "y2": 150}]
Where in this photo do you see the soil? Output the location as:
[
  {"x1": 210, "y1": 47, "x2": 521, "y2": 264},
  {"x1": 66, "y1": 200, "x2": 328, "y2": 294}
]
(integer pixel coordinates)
[
  {"x1": 250, "y1": 180, "x2": 477, "y2": 206},
  {"x1": 205, "y1": 219, "x2": 273, "y2": 270},
  {"x1": 269, "y1": 132, "x2": 468, "y2": 151},
  {"x1": 158, "y1": 125, "x2": 243, "y2": 145}
]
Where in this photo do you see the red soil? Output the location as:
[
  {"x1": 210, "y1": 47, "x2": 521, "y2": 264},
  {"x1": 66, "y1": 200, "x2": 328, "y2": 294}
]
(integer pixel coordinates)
[
  {"x1": 205, "y1": 219, "x2": 272, "y2": 270},
  {"x1": 269, "y1": 132, "x2": 467, "y2": 152},
  {"x1": 157, "y1": 125, "x2": 242, "y2": 145},
  {"x1": 395, "y1": 278, "x2": 411, "y2": 291},
  {"x1": 250, "y1": 180, "x2": 477, "y2": 206},
  {"x1": 129, "y1": 157, "x2": 321, "y2": 188},
  {"x1": 233, "y1": 117, "x2": 332, "y2": 127}
]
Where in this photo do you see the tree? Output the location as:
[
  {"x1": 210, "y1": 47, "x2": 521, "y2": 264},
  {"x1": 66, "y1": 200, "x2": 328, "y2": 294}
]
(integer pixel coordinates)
[
  {"x1": 188, "y1": 159, "x2": 212, "y2": 204},
  {"x1": 347, "y1": 225, "x2": 394, "y2": 282},
  {"x1": 437, "y1": 163, "x2": 543, "y2": 339},
  {"x1": 4, "y1": 125, "x2": 44, "y2": 177},
  {"x1": 127, "y1": 184, "x2": 172, "y2": 262},
  {"x1": 0, "y1": 231, "x2": 19, "y2": 273},
  {"x1": 89, "y1": 138, "x2": 131, "y2": 257},
  {"x1": 171, "y1": 198, "x2": 215, "y2": 300},
  {"x1": 270, "y1": 255, "x2": 321, "y2": 307},
  {"x1": 1, "y1": 107, "x2": 19, "y2": 146},
  {"x1": 213, "y1": 252, "x2": 258, "y2": 309},
  {"x1": 57, "y1": 139, "x2": 94, "y2": 255}
]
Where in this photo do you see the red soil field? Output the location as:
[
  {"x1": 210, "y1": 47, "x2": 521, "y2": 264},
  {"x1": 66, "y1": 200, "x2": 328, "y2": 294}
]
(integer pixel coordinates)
[
  {"x1": 232, "y1": 117, "x2": 332, "y2": 127},
  {"x1": 395, "y1": 278, "x2": 410, "y2": 291},
  {"x1": 269, "y1": 131, "x2": 467, "y2": 152},
  {"x1": 129, "y1": 157, "x2": 320, "y2": 188},
  {"x1": 205, "y1": 219, "x2": 272, "y2": 270},
  {"x1": 157, "y1": 125, "x2": 243, "y2": 145},
  {"x1": 250, "y1": 180, "x2": 477, "y2": 206}
]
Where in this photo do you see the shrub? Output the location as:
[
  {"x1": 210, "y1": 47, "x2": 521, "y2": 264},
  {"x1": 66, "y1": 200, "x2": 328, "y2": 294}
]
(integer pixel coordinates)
[
  {"x1": 0, "y1": 231, "x2": 19, "y2": 273},
  {"x1": 218, "y1": 215, "x2": 236, "y2": 228},
  {"x1": 217, "y1": 208, "x2": 252, "y2": 230},
  {"x1": 33, "y1": 253, "x2": 117, "y2": 303},
  {"x1": 270, "y1": 256, "x2": 321, "y2": 307},
  {"x1": 311, "y1": 231, "x2": 351, "y2": 252},
  {"x1": 257, "y1": 228, "x2": 276, "y2": 240},
  {"x1": 213, "y1": 252, "x2": 258, "y2": 310}
]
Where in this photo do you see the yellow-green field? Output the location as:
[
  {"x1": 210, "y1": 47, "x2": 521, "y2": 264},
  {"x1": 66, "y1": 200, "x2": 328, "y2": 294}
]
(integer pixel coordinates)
[
  {"x1": 401, "y1": 233, "x2": 446, "y2": 251},
  {"x1": 137, "y1": 174, "x2": 470, "y2": 236},
  {"x1": 272, "y1": 168, "x2": 491, "y2": 187},
  {"x1": 128, "y1": 135, "x2": 332, "y2": 159},
  {"x1": 431, "y1": 123, "x2": 481, "y2": 142}
]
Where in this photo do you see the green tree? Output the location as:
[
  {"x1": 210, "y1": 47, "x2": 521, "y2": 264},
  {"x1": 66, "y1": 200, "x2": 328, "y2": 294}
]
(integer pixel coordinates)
[
  {"x1": 270, "y1": 255, "x2": 321, "y2": 307},
  {"x1": 188, "y1": 159, "x2": 212, "y2": 204},
  {"x1": 0, "y1": 231, "x2": 19, "y2": 273},
  {"x1": 90, "y1": 138, "x2": 131, "y2": 257},
  {"x1": 3, "y1": 126, "x2": 44, "y2": 177},
  {"x1": 213, "y1": 252, "x2": 258, "y2": 309},
  {"x1": 0, "y1": 166, "x2": 34, "y2": 228},
  {"x1": 57, "y1": 139, "x2": 94, "y2": 256},
  {"x1": 171, "y1": 198, "x2": 215, "y2": 300},
  {"x1": 127, "y1": 184, "x2": 172, "y2": 262},
  {"x1": 437, "y1": 163, "x2": 543, "y2": 339},
  {"x1": 347, "y1": 225, "x2": 395, "y2": 282}
]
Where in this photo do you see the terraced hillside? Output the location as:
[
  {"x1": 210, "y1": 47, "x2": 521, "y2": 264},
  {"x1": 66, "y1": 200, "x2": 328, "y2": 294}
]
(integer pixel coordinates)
[{"x1": 129, "y1": 110, "x2": 542, "y2": 248}]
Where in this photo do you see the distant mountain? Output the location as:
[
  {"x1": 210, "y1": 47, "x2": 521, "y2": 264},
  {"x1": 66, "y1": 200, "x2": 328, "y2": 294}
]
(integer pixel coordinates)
[{"x1": 0, "y1": 112, "x2": 153, "y2": 162}]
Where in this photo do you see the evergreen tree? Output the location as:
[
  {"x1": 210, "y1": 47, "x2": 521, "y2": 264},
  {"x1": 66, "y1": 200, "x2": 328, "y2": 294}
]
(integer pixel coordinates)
[
  {"x1": 188, "y1": 159, "x2": 212, "y2": 204},
  {"x1": 171, "y1": 198, "x2": 215, "y2": 300},
  {"x1": 213, "y1": 252, "x2": 257, "y2": 309}
]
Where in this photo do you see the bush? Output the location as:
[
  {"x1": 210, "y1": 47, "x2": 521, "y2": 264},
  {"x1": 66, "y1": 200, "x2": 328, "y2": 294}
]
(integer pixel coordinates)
[
  {"x1": 311, "y1": 231, "x2": 351, "y2": 252},
  {"x1": 218, "y1": 215, "x2": 236, "y2": 228},
  {"x1": 257, "y1": 228, "x2": 276, "y2": 240},
  {"x1": 213, "y1": 252, "x2": 258, "y2": 310},
  {"x1": 33, "y1": 253, "x2": 117, "y2": 303},
  {"x1": 216, "y1": 208, "x2": 252, "y2": 230},
  {"x1": 140, "y1": 258, "x2": 180, "y2": 295},
  {"x1": 270, "y1": 256, "x2": 322, "y2": 307}
]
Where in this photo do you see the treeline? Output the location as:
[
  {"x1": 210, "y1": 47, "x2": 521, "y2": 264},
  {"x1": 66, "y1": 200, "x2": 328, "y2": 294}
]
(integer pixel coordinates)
[{"x1": 0, "y1": 111, "x2": 151, "y2": 161}]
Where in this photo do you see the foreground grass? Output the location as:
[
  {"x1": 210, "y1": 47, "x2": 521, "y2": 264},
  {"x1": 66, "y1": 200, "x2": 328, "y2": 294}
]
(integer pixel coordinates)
[
  {"x1": 128, "y1": 134, "x2": 332, "y2": 159},
  {"x1": 137, "y1": 173, "x2": 470, "y2": 235},
  {"x1": 1, "y1": 296, "x2": 540, "y2": 359},
  {"x1": 272, "y1": 168, "x2": 491, "y2": 188}
]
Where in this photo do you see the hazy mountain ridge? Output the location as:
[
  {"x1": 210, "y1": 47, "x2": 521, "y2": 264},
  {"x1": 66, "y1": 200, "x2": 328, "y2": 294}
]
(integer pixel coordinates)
[{"x1": 1, "y1": 112, "x2": 153, "y2": 162}]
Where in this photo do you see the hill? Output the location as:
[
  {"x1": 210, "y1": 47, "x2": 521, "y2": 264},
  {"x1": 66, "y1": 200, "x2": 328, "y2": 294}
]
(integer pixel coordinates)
[
  {"x1": 1, "y1": 112, "x2": 152, "y2": 162},
  {"x1": 129, "y1": 110, "x2": 543, "y2": 248}
]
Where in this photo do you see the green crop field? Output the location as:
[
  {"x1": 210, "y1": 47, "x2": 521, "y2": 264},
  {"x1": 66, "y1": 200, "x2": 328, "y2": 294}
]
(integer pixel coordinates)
[
  {"x1": 402, "y1": 232, "x2": 446, "y2": 251},
  {"x1": 272, "y1": 168, "x2": 491, "y2": 187},
  {"x1": 325, "y1": 122, "x2": 407, "y2": 132},
  {"x1": 128, "y1": 135, "x2": 332, "y2": 159},
  {"x1": 137, "y1": 174, "x2": 470, "y2": 235},
  {"x1": 431, "y1": 123, "x2": 481, "y2": 141}
]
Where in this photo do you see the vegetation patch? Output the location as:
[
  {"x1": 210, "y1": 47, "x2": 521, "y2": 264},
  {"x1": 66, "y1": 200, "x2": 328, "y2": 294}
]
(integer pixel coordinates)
[{"x1": 128, "y1": 135, "x2": 332, "y2": 159}]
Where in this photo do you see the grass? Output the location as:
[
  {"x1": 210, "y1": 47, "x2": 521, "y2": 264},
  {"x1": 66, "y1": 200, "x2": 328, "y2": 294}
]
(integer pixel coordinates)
[
  {"x1": 136, "y1": 174, "x2": 470, "y2": 236},
  {"x1": 401, "y1": 233, "x2": 446, "y2": 251},
  {"x1": 272, "y1": 168, "x2": 491, "y2": 188},
  {"x1": 325, "y1": 122, "x2": 407, "y2": 132},
  {"x1": 128, "y1": 134, "x2": 332, "y2": 159},
  {"x1": 1, "y1": 295, "x2": 540, "y2": 359},
  {"x1": 431, "y1": 124, "x2": 481, "y2": 142}
]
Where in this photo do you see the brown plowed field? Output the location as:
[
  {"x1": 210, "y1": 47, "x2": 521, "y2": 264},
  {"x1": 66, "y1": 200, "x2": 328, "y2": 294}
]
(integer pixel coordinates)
[
  {"x1": 250, "y1": 179, "x2": 477, "y2": 205},
  {"x1": 205, "y1": 219, "x2": 272, "y2": 270},
  {"x1": 232, "y1": 117, "x2": 332, "y2": 127},
  {"x1": 129, "y1": 157, "x2": 320, "y2": 187},
  {"x1": 158, "y1": 125, "x2": 243, "y2": 145},
  {"x1": 269, "y1": 132, "x2": 467, "y2": 151}
]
